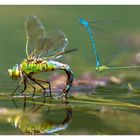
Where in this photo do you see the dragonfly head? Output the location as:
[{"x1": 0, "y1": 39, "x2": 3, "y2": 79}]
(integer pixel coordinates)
[
  {"x1": 79, "y1": 18, "x2": 88, "y2": 27},
  {"x1": 8, "y1": 64, "x2": 20, "y2": 80}
]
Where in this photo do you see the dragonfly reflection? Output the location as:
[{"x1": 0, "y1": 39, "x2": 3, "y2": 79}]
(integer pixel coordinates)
[{"x1": 8, "y1": 101, "x2": 72, "y2": 135}]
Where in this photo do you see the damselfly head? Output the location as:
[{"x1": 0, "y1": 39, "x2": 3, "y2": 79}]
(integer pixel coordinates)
[
  {"x1": 79, "y1": 18, "x2": 88, "y2": 27},
  {"x1": 8, "y1": 64, "x2": 20, "y2": 80}
]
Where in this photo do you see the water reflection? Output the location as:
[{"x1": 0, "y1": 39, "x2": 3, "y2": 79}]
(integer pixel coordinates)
[{"x1": 0, "y1": 97, "x2": 72, "y2": 135}]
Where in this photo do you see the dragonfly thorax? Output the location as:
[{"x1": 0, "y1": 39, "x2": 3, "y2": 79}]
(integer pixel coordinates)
[
  {"x1": 8, "y1": 64, "x2": 20, "y2": 80},
  {"x1": 20, "y1": 59, "x2": 50, "y2": 75}
]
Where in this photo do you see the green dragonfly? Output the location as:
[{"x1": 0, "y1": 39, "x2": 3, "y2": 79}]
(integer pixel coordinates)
[{"x1": 8, "y1": 16, "x2": 75, "y2": 102}]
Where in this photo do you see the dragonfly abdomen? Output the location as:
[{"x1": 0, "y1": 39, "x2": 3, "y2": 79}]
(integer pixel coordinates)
[{"x1": 47, "y1": 60, "x2": 74, "y2": 96}]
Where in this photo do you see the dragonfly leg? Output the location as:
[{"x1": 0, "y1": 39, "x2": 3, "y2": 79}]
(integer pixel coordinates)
[
  {"x1": 28, "y1": 77, "x2": 52, "y2": 97},
  {"x1": 26, "y1": 80, "x2": 36, "y2": 108},
  {"x1": 20, "y1": 78, "x2": 27, "y2": 111},
  {"x1": 10, "y1": 78, "x2": 23, "y2": 97},
  {"x1": 31, "y1": 78, "x2": 52, "y2": 97},
  {"x1": 27, "y1": 76, "x2": 47, "y2": 103},
  {"x1": 11, "y1": 78, "x2": 27, "y2": 110},
  {"x1": 26, "y1": 80, "x2": 36, "y2": 97},
  {"x1": 47, "y1": 98, "x2": 52, "y2": 114},
  {"x1": 20, "y1": 78, "x2": 27, "y2": 94},
  {"x1": 11, "y1": 79, "x2": 23, "y2": 109}
]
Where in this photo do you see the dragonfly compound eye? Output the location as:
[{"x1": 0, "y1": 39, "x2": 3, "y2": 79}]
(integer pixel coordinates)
[
  {"x1": 8, "y1": 68, "x2": 20, "y2": 80},
  {"x1": 8, "y1": 69, "x2": 12, "y2": 76}
]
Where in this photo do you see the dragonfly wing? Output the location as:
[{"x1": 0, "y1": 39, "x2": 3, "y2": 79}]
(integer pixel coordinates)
[
  {"x1": 46, "y1": 48, "x2": 78, "y2": 59},
  {"x1": 25, "y1": 16, "x2": 68, "y2": 60},
  {"x1": 40, "y1": 30, "x2": 68, "y2": 59},
  {"x1": 25, "y1": 16, "x2": 47, "y2": 59}
]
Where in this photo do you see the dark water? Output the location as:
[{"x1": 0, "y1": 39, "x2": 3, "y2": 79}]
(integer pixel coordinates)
[{"x1": 1, "y1": 83, "x2": 140, "y2": 135}]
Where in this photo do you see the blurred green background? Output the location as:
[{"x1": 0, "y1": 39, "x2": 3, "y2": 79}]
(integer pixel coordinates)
[{"x1": 0, "y1": 5, "x2": 140, "y2": 93}]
